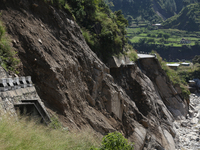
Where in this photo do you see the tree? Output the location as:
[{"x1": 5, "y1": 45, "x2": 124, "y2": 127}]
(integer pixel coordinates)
[
  {"x1": 183, "y1": 0, "x2": 190, "y2": 6},
  {"x1": 192, "y1": 55, "x2": 200, "y2": 64},
  {"x1": 127, "y1": 15, "x2": 133, "y2": 26},
  {"x1": 159, "y1": 38, "x2": 165, "y2": 44},
  {"x1": 147, "y1": 38, "x2": 155, "y2": 44},
  {"x1": 157, "y1": 32, "x2": 163, "y2": 38},
  {"x1": 163, "y1": 33, "x2": 170, "y2": 40}
]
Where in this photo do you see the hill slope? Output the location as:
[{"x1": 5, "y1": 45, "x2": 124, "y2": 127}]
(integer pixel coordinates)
[
  {"x1": 0, "y1": 0, "x2": 189, "y2": 149},
  {"x1": 163, "y1": 3, "x2": 200, "y2": 31},
  {"x1": 106, "y1": 0, "x2": 198, "y2": 22}
]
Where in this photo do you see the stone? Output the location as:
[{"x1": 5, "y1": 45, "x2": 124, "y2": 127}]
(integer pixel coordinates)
[
  {"x1": 163, "y1": 129, "x2": 176, "y2": 150},
  {"x1": 86, "y1": 94, "x2": 95, "y2": 106},
  {"x1": 188, "y1": 110, "x2": 194, "y2": 118},
  {"x1": 181, "y1": 122, "x2": 188, "y2": 127},
  {"x1": 191, "y1": 118, "x2": 198, "y2": 124},
  {"x1": 38, "y1": 38, "x2": 42, "y2": 44}
]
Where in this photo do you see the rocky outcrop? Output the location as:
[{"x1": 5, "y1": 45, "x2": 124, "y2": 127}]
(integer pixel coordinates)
[
  {"x1": 137, "y1": 58, "x2": 188, "y2": 119},
  {"x1": 0, "y1": 0, "x2": 188, "y2": 149},
  {"x1": 110, "y1": 64, "x2": 177, "y2": 149}
]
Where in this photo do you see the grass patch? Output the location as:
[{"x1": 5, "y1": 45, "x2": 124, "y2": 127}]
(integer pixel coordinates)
[
  {"x1": 129, "y1": 37, "x2": 142, "y2": 43},
  {"x1": 0, "y1": 116, "x2": 100, "y2": 150},
  {"x1": 125, "y1": 44, "x2": 138, "y2": 62},
  {"x1": 127, "y1": 27, "x2": 200, "y2": 48}
]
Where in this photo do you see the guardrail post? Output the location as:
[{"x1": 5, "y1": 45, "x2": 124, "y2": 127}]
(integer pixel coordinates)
[
  {"x1": 0, "y1": 78, "x2": 8, "y2": 92},
  {"x1": 19, "y1": 77, "x2": 27, "y2": 88}
]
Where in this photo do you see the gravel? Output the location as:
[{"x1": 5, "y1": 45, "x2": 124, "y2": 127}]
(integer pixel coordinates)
[{"x1": 175, "y1": 93, "x2": 200, "y2": 150}]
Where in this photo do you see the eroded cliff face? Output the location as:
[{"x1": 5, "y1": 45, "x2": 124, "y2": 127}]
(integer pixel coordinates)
[
  {"x1": 137, "y1": 58, "x2": 188, "y2": 119},
  {"x1": 0, "y1": 0, "x2": 188, "y2": 149}
]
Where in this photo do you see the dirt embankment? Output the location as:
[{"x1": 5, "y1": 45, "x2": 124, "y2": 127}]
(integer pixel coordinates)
[{"x1": 0, "y1": 0, "x2": 189, "y2": 149}]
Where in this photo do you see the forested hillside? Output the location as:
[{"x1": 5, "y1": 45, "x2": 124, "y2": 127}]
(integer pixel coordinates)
[
  {"x1": 61, "y1": 0, "x2": 130, "y2": 62},
  {"x1": 106, "y1": 0, "x2": 162, "y2": 23},
  {"x1": 162, "y1": 2, "x2": 200, "y2": 31},
  {"x1": 106, "y1": 0, "x2": 199, "y2": 23}
]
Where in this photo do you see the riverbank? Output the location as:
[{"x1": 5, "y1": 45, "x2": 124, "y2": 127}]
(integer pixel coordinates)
[{"x1": 175, "y1": 93, "x2": 200, "y2": 150}]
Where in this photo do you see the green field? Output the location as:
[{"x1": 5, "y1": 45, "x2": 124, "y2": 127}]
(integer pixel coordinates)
[
  {"x1": 127, "y1": 20, "x2": 200, "y2": 47},
  {"x1": 127, "y1": 27, "x2": 200, "y2": 47}
]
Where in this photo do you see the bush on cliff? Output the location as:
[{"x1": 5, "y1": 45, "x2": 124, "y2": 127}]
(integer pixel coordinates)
[
  {"x1": 91, "y1": 132, "x2": 134, "y2": 150},
  {"x1": 47, "y1": 0, "x2": 132, "y2": 62},
  {"x1": 0, "y1": 21, "x2": 19, "y2": 72}
]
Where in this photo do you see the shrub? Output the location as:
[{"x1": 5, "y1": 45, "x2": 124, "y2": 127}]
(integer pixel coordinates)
[
  {"x1": 157, "y1": 32, "x2": 163, "y2": 38},
  {"x1": 147, "y1": 33, "x2": 151, "y2": 37},
  {"x1": 0, "y1": 24, "x2": 5, "y2": 40},
  {"x1": 0, "y1": 21, "x2": 19, "y2": 72},
  {"x1": 91, "y1": 132, "x2": 134, "y2": 150},
  {"x1": 126, "y1": 44, "x2": 138, "y2": 62},
  {"x1": 81, "y1": 29, "x2": 95, "y2": 50},
  {"x1": 192, "y1": 55, "x2": 200, "y2": 64}
]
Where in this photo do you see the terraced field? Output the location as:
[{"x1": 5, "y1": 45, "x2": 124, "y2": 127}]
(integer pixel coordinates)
[{"x1": 127, "y1": 23, "x2": 200, "y2": 47}]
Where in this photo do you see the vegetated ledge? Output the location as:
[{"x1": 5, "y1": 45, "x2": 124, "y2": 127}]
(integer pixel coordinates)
[{"x1": 0, "y1": 0, "x2": 188, "y2": 149}]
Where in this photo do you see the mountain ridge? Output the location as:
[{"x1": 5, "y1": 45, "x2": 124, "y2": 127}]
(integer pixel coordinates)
[{"x1": 162, "y1": 2, "x2": 200, "y2": 31}]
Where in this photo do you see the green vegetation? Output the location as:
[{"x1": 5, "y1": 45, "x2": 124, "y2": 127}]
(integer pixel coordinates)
[
  {"x1": 192, "y1": 55, "x2": 200, "y2": 64},
  {"x1": 127, "y1": 49, "x2": 138, "y2": 62},
  {"x1": 0, "y1": 21, "x2": 19, "y2": 72},
  {"x1": 106, "y1": 0, "x2": 162, "y2": 23},
  {"x1": 155, "y1": 0, "x2": 177, "y2": 15},
  {"x1": 0, "y1": 116, "x2": 100, "y2": 150},
  {"x1": 49, "y1": 113, "x2": 63, "y2": 129},
  {"x1": 91, "y1": 132, "x2": 134, "y2": 150},
  {"x1": 163, "y1": 2, "x2": 200, "y2": 31},
  {"x1": 176, "y1": 55, "x2": 200, "y2": 84},
  {"x1": 128, "y1": 28, "x2": 200, "y2": 47},
  {"x1": 0, "y1": 116, "x2": 135, "y2": 150},
  {"x1": 106, "y1": 0, "x2": 198, "y2": 25},
  {"x1": 46, "y1": 0, "x2": 133, "y2": 63},
  {"x1": 151, "y1": 51, "x2": 190, "y2": 100}
]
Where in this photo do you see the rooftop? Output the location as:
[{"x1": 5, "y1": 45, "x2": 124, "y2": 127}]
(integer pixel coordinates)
[
  {"x1": 166, "y1": 63, "x2": 180, "y2": 67},
  {"x1": 137, "y1": 54, "x2": 155, "y2": 59}
]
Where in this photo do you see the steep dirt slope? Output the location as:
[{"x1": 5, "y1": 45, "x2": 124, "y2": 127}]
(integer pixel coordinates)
[{"x1": 0, "y1": 0, "x2": 188, "y2": 149}]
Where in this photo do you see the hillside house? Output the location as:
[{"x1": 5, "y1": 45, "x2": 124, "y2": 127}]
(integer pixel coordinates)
[
  {"x1": 180, "y1": 38, "x2": 191, "y2": 44},
  {"x1": 166, "y1": 63, "x2": 180, "y2": 70},
  {"x1": 152, "y1": 23, "x2": 163, "y2": 29},
  {"x1": 181, "y1": 62, "x2": 190, "y2": 66}
]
